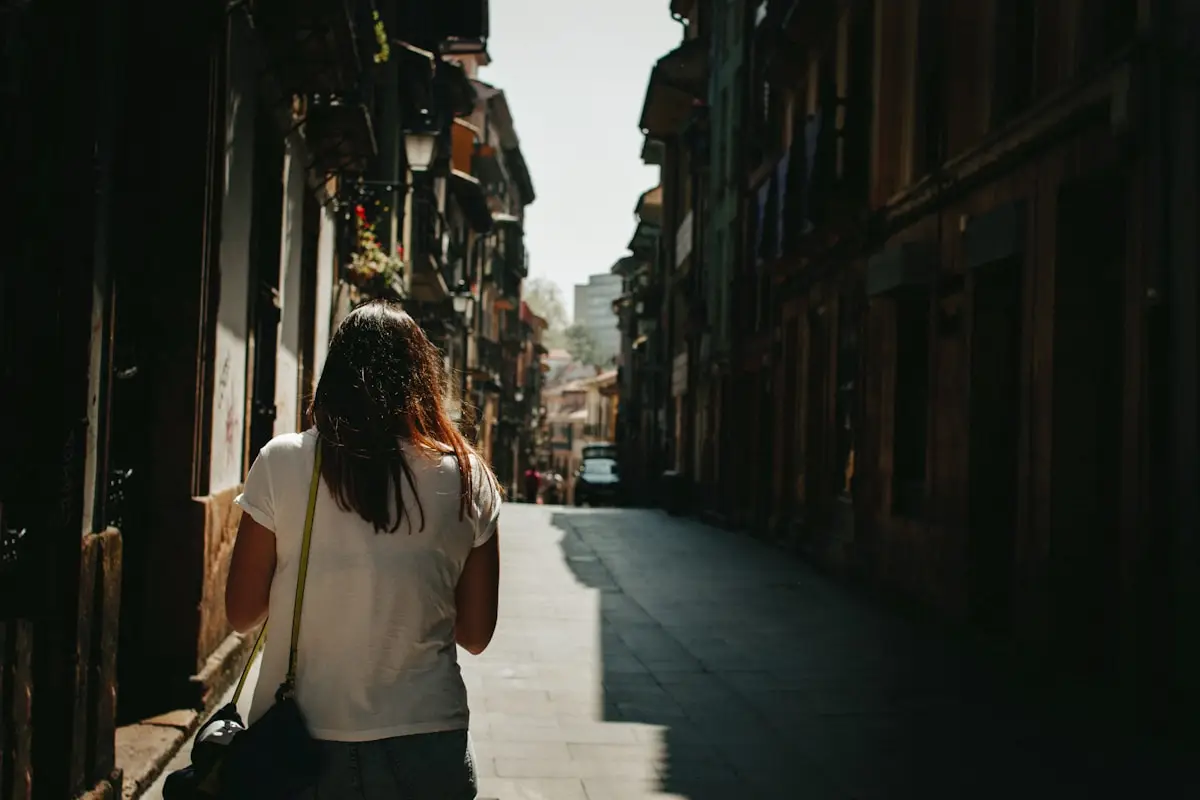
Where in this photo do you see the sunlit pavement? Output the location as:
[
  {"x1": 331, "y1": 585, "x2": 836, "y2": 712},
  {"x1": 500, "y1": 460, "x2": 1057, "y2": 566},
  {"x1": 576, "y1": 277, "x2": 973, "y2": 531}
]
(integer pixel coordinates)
[{"x1": 463, "y1": 505, "x2": 1197, "y2": 800}]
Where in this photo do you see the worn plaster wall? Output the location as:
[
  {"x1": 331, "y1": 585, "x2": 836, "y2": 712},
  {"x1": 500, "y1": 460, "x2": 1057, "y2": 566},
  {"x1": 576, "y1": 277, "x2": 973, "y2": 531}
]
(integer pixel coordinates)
[
  {"x1": 314, "y1": 205, "x2": 337, "y2": 380},
  {"x1": 210, "y1": 14, "x2": 257, "y2": 492},
  {"x1": 275, "y1": 134, "x2": 306, "y2": 436},
  {"x1": 197, "y1": 487, "x2": 241, "y2": 665}
]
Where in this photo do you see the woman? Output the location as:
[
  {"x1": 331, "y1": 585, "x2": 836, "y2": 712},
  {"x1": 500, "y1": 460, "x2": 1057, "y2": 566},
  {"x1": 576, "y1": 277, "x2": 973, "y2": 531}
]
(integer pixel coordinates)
[{"x1": 225, "y1": 300, "x2": 500, "y2": 798}]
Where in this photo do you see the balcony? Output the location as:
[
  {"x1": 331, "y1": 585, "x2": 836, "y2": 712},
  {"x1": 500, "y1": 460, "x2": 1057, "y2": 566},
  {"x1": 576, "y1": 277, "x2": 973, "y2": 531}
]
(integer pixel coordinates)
[
  {"x1": 487, "y1": 217, "x2": 525, "y2": 310},
  {"x1": 493, "y1": 215, "x2": 526, "y2": 277},
  {"x1": 407, "y1": 180, "x2": 451, "y2": 303},
  {"x1": 500, "y1": 319, "x2": 526, "y2": 354},
  {"x1": 252, "y1": 0, "x2": 374, "y2": 97},
  {"x1": 304, "y1": 95, "x2": 377, "y2": 175},
  {"x1": 470, "y1": 335, "x2": 504, "y2": 379}
]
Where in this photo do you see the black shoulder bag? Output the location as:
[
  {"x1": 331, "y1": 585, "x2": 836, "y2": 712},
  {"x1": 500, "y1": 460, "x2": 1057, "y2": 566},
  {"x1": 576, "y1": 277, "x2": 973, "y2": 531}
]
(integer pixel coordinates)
[{"x1": 164, "y1": 444, "x2": 324, "y2": 799}]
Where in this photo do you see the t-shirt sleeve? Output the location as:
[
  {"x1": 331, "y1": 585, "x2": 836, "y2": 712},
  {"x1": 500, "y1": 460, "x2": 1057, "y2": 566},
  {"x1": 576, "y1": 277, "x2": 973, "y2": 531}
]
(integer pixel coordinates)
[
  {"x1": 470, "y1": 455, "x2": 501, "y2": 548},
  {"x1": 234, "y1": 446, "x2": 276, "y2": 531}
]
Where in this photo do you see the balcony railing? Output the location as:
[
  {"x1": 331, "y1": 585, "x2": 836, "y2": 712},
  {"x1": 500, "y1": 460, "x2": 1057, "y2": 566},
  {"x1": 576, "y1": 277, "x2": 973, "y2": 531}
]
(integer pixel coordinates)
[
  {"x1": 475, "y1": 336, "x2": 503, "y2": 373},
  {"x1": 490, "y1": 255, "x2": 520, "y2": 308},
  {"x1": 253, "y1": 0, "x2": 376, "y2": 96}
]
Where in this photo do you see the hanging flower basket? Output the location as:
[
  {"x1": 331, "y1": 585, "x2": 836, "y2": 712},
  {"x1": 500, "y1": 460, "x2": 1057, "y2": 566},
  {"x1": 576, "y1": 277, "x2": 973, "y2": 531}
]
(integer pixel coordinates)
[{"x1": 347, "y1": 204, "x2": 405, "y2": 299}]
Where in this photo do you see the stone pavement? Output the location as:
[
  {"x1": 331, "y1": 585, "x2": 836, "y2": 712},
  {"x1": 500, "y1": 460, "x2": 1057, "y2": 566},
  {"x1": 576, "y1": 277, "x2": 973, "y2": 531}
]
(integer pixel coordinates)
[
  {"x1": 465, "y1": 506, "x2": 1196, "y2": 800},
  {"x1": 139, "y1": 505, "x2": 1197, "y2": 799}
]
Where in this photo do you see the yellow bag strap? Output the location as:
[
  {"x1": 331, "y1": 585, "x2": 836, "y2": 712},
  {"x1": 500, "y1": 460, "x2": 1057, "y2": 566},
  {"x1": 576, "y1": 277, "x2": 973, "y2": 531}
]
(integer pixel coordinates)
[
  {"x1": 230, "y1": 441, "x2": 323, "y2": 706},
  {"x1": 285, "y1": 441, "x2": 323, "y2": 691}
]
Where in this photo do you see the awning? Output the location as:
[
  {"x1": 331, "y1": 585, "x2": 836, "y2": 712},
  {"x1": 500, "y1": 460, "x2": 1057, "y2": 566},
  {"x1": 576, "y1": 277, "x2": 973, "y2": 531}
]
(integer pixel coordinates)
[
  {"x1": 641, "y1": 136, "x2": 665, "y2": 166},
  {"x1": 635, "y1": 184, "x2": 663, "y2": 226},
  {"x1": 626, "y1": 220, "x2": 660, "y2": 258},
  {"x1": 449, "y1": 170, "x2": 493, "y2": 233},
  {"x1": 638, "y1": 38, "x2": 708, "y2": 137},
  {"x1": 611, "y1": 255, "x2": 641, "y2": 276}
]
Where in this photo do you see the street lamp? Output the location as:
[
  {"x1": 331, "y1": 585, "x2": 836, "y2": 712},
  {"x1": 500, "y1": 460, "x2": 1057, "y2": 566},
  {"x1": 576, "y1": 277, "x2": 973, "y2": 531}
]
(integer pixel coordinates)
[
  {"x1": 404, "y1": 131, "x2": 437, "y2": 172},
  {"x1": 514, "y1": 390, "x2": 524, "y2": 404},
  {"x1": 451, "y1": 288, "x2": 473, "y2": 317}
]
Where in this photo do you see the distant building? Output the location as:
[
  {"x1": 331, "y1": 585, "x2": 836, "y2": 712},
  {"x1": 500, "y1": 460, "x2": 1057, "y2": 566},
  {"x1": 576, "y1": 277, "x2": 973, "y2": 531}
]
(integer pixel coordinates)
[
  {"x1": 543, "y1": 348, "x2": 596, "y2": 388},
  {"x1": 544, "y1": 370, "x2": 619, "y2": 503},
  {"x1": 573, "y1": 273, "x2": 623, "y2": 366}
]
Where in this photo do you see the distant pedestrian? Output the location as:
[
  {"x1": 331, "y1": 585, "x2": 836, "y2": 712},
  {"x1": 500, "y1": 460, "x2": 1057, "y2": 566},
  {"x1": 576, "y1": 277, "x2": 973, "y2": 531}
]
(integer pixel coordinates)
[
  {"x1": 225, "y1": 300, "x2": 499, "y2": 798},
  {"x1": 523, "y1": 466, "x2": 541, "y2": 503},
  {"x1": 544, "y1": 472, "x2": 562, "y2": 505}
]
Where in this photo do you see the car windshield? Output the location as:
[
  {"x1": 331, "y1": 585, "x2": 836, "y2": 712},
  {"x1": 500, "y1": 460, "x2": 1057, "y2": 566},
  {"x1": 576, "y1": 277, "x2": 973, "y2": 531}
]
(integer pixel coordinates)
[
  {"x1": 581, "y1": 459, "x2": 617, "y2": 476},
  {"x1": 582, "y1": 445, "x2": 616, "y2": 460}
]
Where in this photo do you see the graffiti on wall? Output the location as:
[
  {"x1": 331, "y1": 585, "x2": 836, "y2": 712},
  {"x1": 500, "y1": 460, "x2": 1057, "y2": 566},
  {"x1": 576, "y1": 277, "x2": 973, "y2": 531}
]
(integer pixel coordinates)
[
  {"x1": 216, "y1": 354, "x2": 237, "y2": 467},
  {"x1": 211, "y1": 339, "x2": 245, "y2": 489}
]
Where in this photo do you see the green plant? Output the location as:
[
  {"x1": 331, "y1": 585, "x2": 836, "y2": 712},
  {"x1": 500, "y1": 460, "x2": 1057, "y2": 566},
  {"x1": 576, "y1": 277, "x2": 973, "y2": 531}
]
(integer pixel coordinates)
[{"x1": 372, "y1": 10, "x2": 390, "y2": 64}]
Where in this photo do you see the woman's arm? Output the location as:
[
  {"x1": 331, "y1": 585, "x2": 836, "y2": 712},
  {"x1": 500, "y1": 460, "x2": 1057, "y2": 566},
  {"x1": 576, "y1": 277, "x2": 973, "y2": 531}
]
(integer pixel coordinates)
[
  {"x1": 455, "y1": 529, "x2": 500, "y2": 655},
  {"x1": 225, "y1": 514, "x2": 277, "y2": 633}
]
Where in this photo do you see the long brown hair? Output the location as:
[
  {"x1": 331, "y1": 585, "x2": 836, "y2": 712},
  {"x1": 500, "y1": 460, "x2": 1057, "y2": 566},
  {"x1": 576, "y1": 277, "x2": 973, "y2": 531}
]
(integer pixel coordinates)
[{"x1": 309, "y1": 300, "x2": 486, "y2": 533}]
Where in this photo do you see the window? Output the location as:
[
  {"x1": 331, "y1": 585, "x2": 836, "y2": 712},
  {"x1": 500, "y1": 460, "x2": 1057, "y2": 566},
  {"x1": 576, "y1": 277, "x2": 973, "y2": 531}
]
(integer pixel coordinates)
[{"x1": 891, "y1": 289, "x2": 930, "y2": 516}]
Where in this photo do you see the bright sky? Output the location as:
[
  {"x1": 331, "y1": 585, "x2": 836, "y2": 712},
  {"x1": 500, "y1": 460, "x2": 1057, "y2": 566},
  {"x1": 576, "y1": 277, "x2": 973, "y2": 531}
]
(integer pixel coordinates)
[{"x1": 479, "y1": 0, "x2": 681, "y2": 321}]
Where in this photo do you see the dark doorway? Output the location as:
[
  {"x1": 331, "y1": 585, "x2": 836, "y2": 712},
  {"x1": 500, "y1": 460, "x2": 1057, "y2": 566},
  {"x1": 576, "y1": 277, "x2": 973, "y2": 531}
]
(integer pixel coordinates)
[
  {"x1": 967, "y1": 258, "x2": 1023, "y2": 634},
  {"x1": 756, "y1": 371, "x2": 775, "y2": 530},
  {"x1": 892, "y1": 288, "x2": 932, "y2": 517},
  {"x1": 245, "y1": 109, "x2": 285, "y2": 465},
  {"x1": 805, "y1": 306, "x2": 831, "y2": 525},
  {"x1": 1050, "y1": 170, "x2": 1127, "y2": 677},
  {"x1": 781, "y1": 317, "x2": 801, "y2": 520}
]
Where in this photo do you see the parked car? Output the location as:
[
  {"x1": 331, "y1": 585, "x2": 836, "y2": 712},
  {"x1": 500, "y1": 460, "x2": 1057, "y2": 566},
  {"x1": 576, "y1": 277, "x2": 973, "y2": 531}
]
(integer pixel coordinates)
[
  {"x1": 573, "y1": 457, "x2": 621, "y2": 506},
  {"x1": 581, "y1": 443, "x2": 617, "y2": 461}
]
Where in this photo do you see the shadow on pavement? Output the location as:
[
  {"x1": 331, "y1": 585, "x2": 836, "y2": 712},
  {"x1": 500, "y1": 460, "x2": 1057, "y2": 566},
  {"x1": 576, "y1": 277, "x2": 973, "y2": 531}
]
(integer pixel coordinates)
[{"x1": 553, "y1": 508, "x2": 1198, "y2": 800}]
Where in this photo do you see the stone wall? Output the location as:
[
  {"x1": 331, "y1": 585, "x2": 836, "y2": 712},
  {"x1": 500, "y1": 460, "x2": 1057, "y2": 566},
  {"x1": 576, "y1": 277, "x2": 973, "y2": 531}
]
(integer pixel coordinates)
[{"x1": 197, "y1": 486, "x2": 242, "y2": 670}]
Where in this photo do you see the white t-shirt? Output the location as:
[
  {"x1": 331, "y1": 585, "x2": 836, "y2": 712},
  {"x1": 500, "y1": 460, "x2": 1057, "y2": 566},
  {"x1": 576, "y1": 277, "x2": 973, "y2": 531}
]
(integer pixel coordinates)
[{"x1": 233, "y1": 428, "x2": 500, "y2": 742}]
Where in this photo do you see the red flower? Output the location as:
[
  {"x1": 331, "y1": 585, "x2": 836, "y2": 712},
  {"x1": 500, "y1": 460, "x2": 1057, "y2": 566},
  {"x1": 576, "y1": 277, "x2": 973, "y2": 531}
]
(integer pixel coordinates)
[
  {"x1": 355, "y1": 204, "x2": 366, "y2": 219},
  {"x1": 396, "y1": 244, "x2": 404, "y2": 257}
]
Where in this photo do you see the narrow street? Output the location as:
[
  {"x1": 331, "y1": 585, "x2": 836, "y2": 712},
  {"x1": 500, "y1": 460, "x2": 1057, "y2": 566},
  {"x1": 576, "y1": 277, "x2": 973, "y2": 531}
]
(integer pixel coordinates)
[
  {"x1": 140, "y1": 505, "x2": 1195, "y2": 800},
  {"x1": 463, "y1": 505, "x2": 1195, "y2": 800}
]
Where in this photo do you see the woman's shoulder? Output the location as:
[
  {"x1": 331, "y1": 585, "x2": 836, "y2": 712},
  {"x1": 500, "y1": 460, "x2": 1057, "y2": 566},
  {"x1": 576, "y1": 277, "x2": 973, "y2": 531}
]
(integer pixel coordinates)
[{"x1": 259, "y1": 429, "x2": 317, "y2": 460}]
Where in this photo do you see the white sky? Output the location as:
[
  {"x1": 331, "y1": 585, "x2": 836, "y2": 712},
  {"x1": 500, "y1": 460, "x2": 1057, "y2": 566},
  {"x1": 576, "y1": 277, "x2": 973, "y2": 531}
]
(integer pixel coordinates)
[{"x1": 478, "y1": 0, "x2": 681, "y2": 320}]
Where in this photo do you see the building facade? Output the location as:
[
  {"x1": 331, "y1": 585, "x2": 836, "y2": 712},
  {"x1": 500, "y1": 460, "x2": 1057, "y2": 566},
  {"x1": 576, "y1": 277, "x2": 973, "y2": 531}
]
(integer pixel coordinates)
[
  {"x1": 573, "y1": 273, "x2": 624, "y2": 366},
  {"x1": 619, "y1": 0, "x2": 1200, "y2": 728},
  {"x1": 0, "y1": 2, "x2": 543, "y2": 797},
  {"x1": 451, "y1": 73, "x2": 539, "y2": 498}
]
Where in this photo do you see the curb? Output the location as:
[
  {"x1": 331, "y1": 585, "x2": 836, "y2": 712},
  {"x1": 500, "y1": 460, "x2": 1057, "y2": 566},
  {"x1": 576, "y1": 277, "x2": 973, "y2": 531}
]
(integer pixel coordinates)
[{"x1": 116, "y1": 630, "x2": 257, "y2": 799}]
